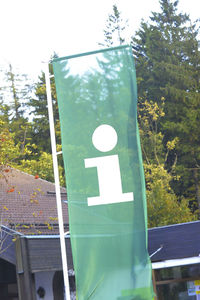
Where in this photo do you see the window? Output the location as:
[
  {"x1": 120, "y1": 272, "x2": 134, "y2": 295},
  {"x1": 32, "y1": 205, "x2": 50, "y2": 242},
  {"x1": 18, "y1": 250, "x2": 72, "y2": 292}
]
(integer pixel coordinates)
[{"x1": 153, "y1": 264, "x2": 200, "y2": 299}]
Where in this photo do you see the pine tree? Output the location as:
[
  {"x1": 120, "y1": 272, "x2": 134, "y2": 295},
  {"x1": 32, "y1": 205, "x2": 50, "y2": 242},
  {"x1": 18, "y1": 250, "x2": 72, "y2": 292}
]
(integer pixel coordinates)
[
  {"x1": 5, "y1": 64, "x2": 32, "y2": 119},
  {"x1": 28, "y1": 64, "x2": 60, "y2": 153},
  {"x1": 1, "y1": 64, "x2": 33, "y2": 145},
  {"x1": 132, "y1": 0, "x2": 200, "y2": 210},
  {"x1": 99, "y1": 4, "x2": 129, "y2": 47}
]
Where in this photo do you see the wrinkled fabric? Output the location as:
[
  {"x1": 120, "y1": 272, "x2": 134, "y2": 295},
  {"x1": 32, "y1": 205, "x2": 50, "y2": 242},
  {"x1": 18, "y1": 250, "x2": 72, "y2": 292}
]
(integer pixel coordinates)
[{"x1": 53, "y1": 45, "x2": 153, "y2": 300}]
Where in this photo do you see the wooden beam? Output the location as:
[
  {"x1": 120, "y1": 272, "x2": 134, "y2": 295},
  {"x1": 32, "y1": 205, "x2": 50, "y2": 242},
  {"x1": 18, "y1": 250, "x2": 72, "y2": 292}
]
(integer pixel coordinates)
[
  {"x1": 156, "y1": 275, "x2": 200, "y2": 285},
  {"x1": 15, "y1": 237, "x2": 36, "y2": 300},
  {"x1": 152, "y1": 270, "x2": 158, "y2": 300}
]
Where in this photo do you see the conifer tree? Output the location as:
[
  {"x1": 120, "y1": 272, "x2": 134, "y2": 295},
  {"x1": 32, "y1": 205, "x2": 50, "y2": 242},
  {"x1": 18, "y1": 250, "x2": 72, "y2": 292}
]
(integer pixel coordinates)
[
  {"x1": 2, "y1": 64, "x2": 33, "y2": 145},
  {"x1": 5, "y1": 64, "x2": 31, "y2": 119},
  {"x1": 28, "y1": 64, "x2": 60, "y2": 153},
  {"x1": 100, "y1": 4, "x2": 128, "y2": 47},
  {"x1": 132, "y1": 0, "x2": 200, "y2": 209}
]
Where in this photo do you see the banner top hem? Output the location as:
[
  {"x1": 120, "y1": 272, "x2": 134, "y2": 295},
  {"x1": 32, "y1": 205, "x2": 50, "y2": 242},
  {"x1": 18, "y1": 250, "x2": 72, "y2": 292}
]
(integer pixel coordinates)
[{"x1": 51, "y1": 44, "x2": 131, "y2": 63}]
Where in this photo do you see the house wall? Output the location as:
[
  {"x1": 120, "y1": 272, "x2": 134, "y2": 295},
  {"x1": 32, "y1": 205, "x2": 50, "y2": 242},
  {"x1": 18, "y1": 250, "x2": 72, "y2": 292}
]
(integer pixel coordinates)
[
  {"x1": 34, "y1": 271, "x2": 76, "y2": 300},
  {"x1": 35, "y1": 271, "x2": 55, "y2": 300}
]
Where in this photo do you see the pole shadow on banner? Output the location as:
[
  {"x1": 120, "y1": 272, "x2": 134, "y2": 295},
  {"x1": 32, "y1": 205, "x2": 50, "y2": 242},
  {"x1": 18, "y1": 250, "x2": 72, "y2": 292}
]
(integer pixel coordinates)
[{"x1": 49, "y1": 45, "x2": 153, "y2": 300}]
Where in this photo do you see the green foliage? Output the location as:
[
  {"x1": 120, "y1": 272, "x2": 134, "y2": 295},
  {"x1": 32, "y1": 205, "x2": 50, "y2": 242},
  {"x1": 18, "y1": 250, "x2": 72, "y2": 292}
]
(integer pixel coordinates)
[
  {"x1": 17, "y1": 150, "x2": 65, "y2": 186},
  {"x1": 133, "y1": 0, "x2": 200, "y2": 213},
  {"x1": 138, "y1": 98, "x2": 166, "y2": 165},
  {"x1": 0, "y1": 119, "x2": 34, "y2": 175},
  {"x1": 0, "y1": 101, "x2": 11, "y2": 124},
  {"x1": 0, "y1": 56, "x2": 65, "y2": 187},
  {"x1": 0, "y1": 63, "x2": 34, "y2": 149},
  {"x1": 138, "y1": 99, "x2": 197, "y2": 227},
  {"x1": 28, "y1": 64, "x2": 60, "y2": 154},
  {"x1": 25, "y1": 60, "x2": 65, "y2": 184},
  {"x1": 145, "y1": 163, "x2": 196, "y2": 227},
  {"x1": 0, "y1": 121, "x2": 20, "y2": 169}
]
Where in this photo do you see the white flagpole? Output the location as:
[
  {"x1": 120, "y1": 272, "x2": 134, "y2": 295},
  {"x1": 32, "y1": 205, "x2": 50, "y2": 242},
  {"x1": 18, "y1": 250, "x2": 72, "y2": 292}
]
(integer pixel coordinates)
[{"x1": 45, "y1": 63, "x2": 71, "y2": 300}]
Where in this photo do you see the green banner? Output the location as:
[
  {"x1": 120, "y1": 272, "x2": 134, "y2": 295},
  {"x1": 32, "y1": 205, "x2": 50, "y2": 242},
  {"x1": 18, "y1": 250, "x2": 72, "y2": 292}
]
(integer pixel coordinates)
[{"x1": 52, "y1": 45, "x2": 153, "y2": 300}]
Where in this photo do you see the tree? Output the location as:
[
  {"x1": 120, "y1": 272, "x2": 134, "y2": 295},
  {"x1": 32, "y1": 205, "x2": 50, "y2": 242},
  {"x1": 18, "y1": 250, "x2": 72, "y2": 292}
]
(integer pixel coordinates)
[
  {"x1": 138, "y1": 99, "x2": 197, "y2": 227},
  {"x1": 0, "y1": 121, "x2": 21, "y2": 172},
  {"x1": 4, "y1": 64, "x2": 32, "y2": 119},
  {"x1": 1, "y1": 64, "x2": 33, "y2": 146},
  {"x1": 28, "y1": 64, "x2": 60, "y2": 154},
  {"x1": 0, "y1": 101, "x2": 11, "y2": 125},
  {"x1": 18, "y1": 149, "x2": 65, "y2": 186},
  {"x1": 132, "y1": 0, "x2": 200, "y2": 211},
  {"x1": 6, "y1": 64, "x2": 22, "y2": 119},
  {"x1": 99, "y1": 4, "x2": 129, "y2": 47},
  {"x1": 26, "y1": 58, "x2": 65, "y2": 184}
]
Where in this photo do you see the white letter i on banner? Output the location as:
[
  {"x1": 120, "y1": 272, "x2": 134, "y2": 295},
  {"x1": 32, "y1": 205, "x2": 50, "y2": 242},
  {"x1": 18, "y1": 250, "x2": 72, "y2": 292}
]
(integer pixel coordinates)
[{"x1": 84, "y1": 125, "x2": 134, "y2": 206}]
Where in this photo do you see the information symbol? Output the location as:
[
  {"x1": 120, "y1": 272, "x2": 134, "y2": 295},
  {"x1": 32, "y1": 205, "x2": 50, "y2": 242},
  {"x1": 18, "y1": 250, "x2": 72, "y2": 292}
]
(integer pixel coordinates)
[{"x1": 84, "y1": 124, "x2": 134, "y2": 206}]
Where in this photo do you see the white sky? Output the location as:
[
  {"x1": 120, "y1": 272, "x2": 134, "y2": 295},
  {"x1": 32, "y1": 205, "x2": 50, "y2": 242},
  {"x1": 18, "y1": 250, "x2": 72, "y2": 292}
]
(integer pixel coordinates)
[{"x1": 0, "y1": 0, "x2": 199, "y2": 79}]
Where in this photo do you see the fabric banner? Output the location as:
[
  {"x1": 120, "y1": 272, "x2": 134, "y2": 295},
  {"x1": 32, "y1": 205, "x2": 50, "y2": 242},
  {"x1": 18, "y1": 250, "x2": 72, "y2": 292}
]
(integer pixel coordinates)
[{"x1": 52, "y1": 45, "x2": 153, "y2": 300}]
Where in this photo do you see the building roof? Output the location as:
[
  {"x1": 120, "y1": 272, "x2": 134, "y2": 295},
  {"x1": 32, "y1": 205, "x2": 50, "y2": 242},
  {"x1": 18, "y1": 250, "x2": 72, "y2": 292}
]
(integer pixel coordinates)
[
  {"x1": 2, "y1": 168, "x2": 200, "y2": 265},
  {"x1": 0, "y1": 168, "x2": 68, "y2": 235},
  {"x1": 3, "y1": 220, "x2": 200, "y2": 270},
  {"x1": 0, "y1": 225, "x2": 74, "y2": 270},
  {"x1": 148, "y1": 220, "x2": 200, "y2": 262}
]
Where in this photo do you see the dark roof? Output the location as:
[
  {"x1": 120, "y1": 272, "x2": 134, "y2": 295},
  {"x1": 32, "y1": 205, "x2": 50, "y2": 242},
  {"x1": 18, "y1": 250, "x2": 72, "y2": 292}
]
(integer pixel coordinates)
[
  {"x1": 0, "y1": 168, "x2": 68, "y2": 234},
  {"x1": 0, "y1": 226, "x2": 74, "y2": 271},
  {"x1": 148, "y1": 221, "x2": 200, "y2": 262}
]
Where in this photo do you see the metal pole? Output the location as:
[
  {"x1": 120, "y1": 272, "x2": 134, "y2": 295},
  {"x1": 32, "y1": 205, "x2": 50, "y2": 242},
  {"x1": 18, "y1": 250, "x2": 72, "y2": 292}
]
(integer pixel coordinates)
[{"x1": 45, "y1": 63, "x2": 71, "y2": 300}]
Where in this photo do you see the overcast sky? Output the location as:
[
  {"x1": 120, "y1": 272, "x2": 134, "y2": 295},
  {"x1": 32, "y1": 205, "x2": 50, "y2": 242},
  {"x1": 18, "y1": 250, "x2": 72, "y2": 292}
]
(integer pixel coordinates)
[{"x1": 0, "y1": 0, "x2": 199, "y2": 78}]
